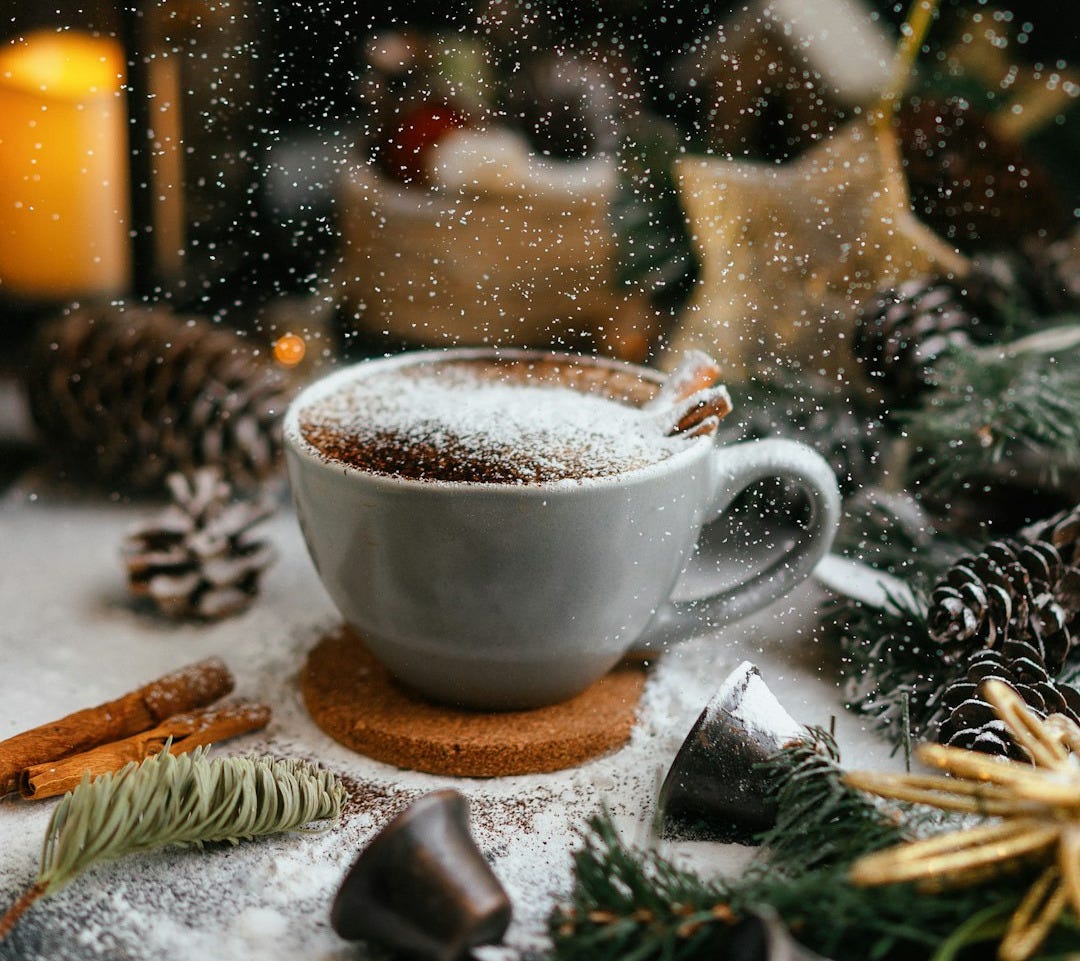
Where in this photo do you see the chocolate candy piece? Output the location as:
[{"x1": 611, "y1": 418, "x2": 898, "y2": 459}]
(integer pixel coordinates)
[
  {"x1": 658, "y1": 662, "x2": 803, "y2": 843},
  {"x1": 331, "y1": 789, "x2": 511, "y2": 961}
]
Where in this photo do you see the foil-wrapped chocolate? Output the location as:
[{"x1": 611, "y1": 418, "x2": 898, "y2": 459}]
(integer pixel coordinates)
[{"x1": 659, "y1": 662, "x2": 804, "y2": 843}]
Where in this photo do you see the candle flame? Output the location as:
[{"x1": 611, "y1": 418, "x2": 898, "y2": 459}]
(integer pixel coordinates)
[{"x1": 0, "y1": 32, "x2": 124, "y2": 100}]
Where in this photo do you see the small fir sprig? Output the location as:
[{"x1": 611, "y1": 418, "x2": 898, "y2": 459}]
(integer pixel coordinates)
[
  {"x1": 551, "y1": 813, "x2": 733, "y2": 961},
  {"x1": 902, "y1": 325, "x2": 1080, "y2": 496},
  {"x1": 552, "y1": 734, "x2": 1080, "y2": 961},
  {"x1": 0, "y1": 747, "x2": 346, "y2": 939},
  {"x1": 827, "y1": 588, "x2": 948, "y2": 742},
  {"x1": 753, "y1": 730, "x2": 907, "y2": 877}
]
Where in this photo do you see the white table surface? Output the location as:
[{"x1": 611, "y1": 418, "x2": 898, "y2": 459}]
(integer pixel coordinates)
[{"x1": 0, "y1": 462, "x2": 899, "y2": 961}]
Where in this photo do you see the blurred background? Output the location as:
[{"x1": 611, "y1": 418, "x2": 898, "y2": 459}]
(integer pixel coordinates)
[
  {"x1": 1, "y1": 0, "x2": 1078, "y2": 533},
  {"x1": 1, "y1": 0, "x2": 1076, "y2": 329}
]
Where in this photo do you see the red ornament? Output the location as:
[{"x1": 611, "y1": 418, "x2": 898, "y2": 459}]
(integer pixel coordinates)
[{"x1": 381, "y1": 103, "x2": 468, "y2": 185}]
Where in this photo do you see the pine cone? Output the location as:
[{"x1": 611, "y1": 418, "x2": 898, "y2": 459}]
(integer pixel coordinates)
[
  {"x1": 123, "y1": 469, "x2": 276, "y2": 620},
  {"x1": 896, "y1": 96, "x2": 1067, "y2": 253},
  {"x1": 928, "y1": 537, "x2": 1075, "y2": 674},
  {"x1": 1022, "y1": 504, "x2": 1080, "y2": 625},
  {"x1": 932, "y1": 644, "x2": 1080, "y2": 760},
  {"x1": 27, "y1": 302, "x2": 291, "y2": 492},
  {"x1": 853, "y1": 265, "x2": 1012, "y2": 403}
]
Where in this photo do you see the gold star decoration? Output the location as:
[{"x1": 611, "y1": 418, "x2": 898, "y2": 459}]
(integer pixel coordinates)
[
  {"x1": 665, "y1": 117, "x2": 970, "y2": 382},
  {"x1": 662, "y1": 0, "x2": 969, "y2": 383},
  {"x1": 844, "y1": 679, "x2": 1080, "y2": 961}
]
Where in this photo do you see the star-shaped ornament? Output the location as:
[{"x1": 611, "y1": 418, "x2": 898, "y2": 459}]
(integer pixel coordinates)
[
  {"x1": 665, "y1": 118, "x2": 970, "y2": 382},
  {"x1": 846, "y1": 679, "x2": 1080, "y2": 961}
]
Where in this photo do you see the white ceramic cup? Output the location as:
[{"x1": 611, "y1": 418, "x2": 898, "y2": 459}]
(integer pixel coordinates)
[{"x1": 284, "y1": 349, "x2": 841, "y2": 709}]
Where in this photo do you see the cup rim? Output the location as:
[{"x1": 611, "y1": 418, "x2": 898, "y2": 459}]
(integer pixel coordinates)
[{"x1": 283, "y1": 347, "x2": 713, "y2": 494}]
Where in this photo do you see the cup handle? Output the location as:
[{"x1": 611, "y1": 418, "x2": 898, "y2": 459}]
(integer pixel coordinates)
[{"x1": 632, "y1": 438, "x2": 841, "y2": 653}]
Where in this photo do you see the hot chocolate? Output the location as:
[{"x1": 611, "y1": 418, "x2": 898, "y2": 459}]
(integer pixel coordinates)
[
  {"x1": 285, "y1": 347, "x2": 840, "y2": 708},
  {"x1": 297, "y1": 356, "x2": 686, "y2": 485}
]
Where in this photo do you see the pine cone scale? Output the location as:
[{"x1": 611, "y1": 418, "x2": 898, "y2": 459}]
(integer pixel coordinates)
[{"x1": 123, "y1": 468, "x2": 276, "y2": 620}]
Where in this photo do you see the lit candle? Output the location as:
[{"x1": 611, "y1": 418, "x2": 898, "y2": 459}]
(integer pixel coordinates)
[{"x1": 0, "y1": 31, "x2": 130, "y2": 299}]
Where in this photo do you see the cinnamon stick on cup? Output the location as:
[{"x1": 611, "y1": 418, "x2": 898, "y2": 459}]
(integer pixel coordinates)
[
  {"x1": 0, "y1": 657, "x2": 234, "y2": 796},
  {"x1": 19, "y1": 701, "x2": 271, "y2": 800}
]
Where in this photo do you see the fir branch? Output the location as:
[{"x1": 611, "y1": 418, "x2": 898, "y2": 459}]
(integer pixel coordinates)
[
  {"x1": 0, "y1": 747, "x2": 346, "y2": 939},
  {"x1": 551, "y1": 813, "x2": 732, "y2": 961},
  {"x1": 752, "y1": 730, "x2": 907, "y2": 877},
  {"x1": 549, "y1": 812, "x2": 1058, "y2": 961},
  {"x1": 902, "y1": 326, "x2": 1080, "y2": 496},
  {"x1": 825, "y1": 588, "x2": 949, "y2": 742},
  {"x1": 551, "y1": 739, "x2": 1080, "y2": 961}
]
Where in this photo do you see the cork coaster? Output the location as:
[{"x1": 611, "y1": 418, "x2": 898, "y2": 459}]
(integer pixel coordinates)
[{"x1": 300, "y1": 626, "x2": 649, "y2": 777}]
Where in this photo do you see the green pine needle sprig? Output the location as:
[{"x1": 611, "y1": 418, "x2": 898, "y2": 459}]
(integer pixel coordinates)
[
  {"x1": 551, "y1": 735, "x2": 1080, "y2": 961},
  {"x1": 902, "y1": 325, "x2": 1080, "y2": 495},
  {"x1": 0, "y1": 747, "x2": 346, "y2": 940},
  {"x1": 551, "y1": 813, "x2": 731, "y2": 961},
  {"x1": 824, "y1": 587, "x2": 950, "y2": 743},
  {"x1": 752, "y1": 730, "x2": 907, "y2": 877}
]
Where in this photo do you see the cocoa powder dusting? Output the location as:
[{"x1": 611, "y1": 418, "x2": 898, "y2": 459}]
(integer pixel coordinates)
[{"x1": 297, "y1": 357, "x2": 685, "y2": 484}]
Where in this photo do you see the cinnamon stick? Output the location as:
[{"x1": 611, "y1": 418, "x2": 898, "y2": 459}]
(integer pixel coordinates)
[
  {"x1": 0, "y1": 656, "x2": 234, "y2": 796},
  {"x1": 19, "y1": 701, "x2": 271, "y2": 800},
  {"x1": 669, "y1": 387, "x2": 733, "y2": 436},
  {"x1": 647, "y1": 351, "x2": 723, "y2": 409}
]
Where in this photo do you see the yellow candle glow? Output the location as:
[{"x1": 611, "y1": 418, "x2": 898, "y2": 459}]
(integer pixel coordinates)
[{"x1": 0, "y1": 31, "x2": 130, "y2": 299}]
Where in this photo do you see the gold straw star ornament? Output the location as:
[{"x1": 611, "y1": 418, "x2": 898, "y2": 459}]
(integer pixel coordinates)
[{"x1": 845, "y1": 680, "x2": 1080, "y2": 961}]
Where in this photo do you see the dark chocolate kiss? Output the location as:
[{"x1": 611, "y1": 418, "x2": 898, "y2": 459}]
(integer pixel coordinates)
[
  {"x1": 331, "y1": 789, "x2": 512, "y2": 961},
  {"x1": 658, "y1": 662, "x2": 803, "y2": 843}
]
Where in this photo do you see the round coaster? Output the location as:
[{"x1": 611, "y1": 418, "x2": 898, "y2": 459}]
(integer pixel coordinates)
[{"x1": 300, "y1": 626, "x2": 649, "y2": 777}]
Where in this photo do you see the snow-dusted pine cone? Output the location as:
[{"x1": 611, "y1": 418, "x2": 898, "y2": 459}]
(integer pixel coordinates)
[
  {"x1": 123, "y1": 469, "x2": 276, "y2": 620},
  {"x1": 853, "y1": 268, "x2": 1009, "y2": 403},
  {"x1": 932, "y1": 644, "x2": 1080, "y2": 760},
  {"x1": 928, "y1": 536, "x2": 1076, "y2": 674},
  {"x1": 28, "y1": 302, "x2": 291, "y2": 492}
]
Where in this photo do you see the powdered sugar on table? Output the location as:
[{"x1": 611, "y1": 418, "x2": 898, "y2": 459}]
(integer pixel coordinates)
[{"x1": 0, "y1": 486, "x2": 900, "y2": 961}]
